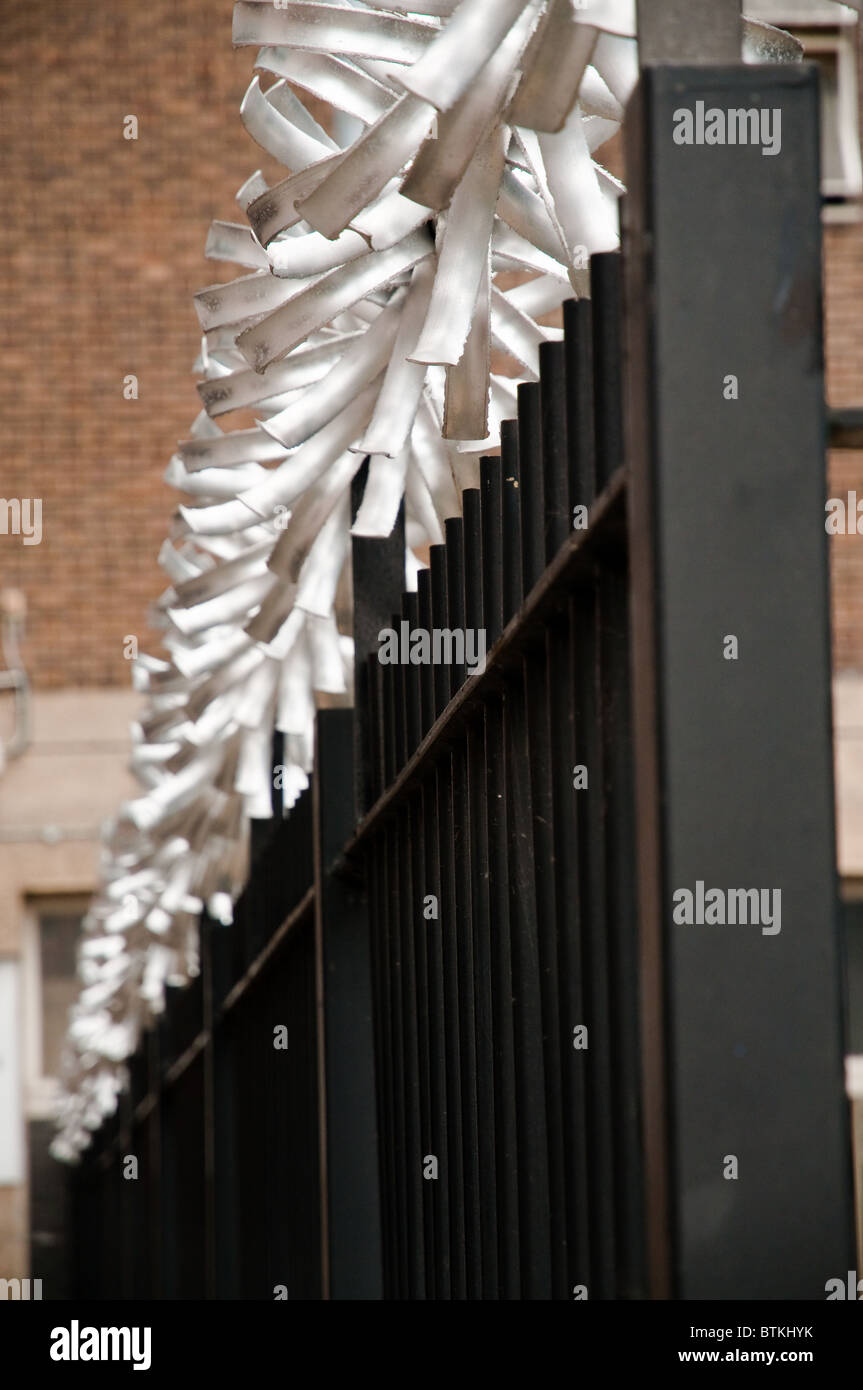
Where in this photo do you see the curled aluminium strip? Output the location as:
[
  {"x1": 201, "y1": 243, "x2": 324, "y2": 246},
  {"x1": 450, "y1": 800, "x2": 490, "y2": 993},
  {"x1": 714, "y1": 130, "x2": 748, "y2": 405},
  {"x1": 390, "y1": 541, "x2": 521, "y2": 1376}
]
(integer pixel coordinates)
[{"x1": 52, "y1": 0, "x2": 802, "y2": 1159}]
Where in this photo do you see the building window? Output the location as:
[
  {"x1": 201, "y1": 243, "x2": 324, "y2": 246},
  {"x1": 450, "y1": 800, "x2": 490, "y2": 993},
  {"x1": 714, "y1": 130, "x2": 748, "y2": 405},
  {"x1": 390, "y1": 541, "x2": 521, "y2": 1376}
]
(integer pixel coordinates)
[
  {"x1": 24, "y1": 896, "x2": 87, "y2": 1118},
  {"x1": 843, "y1": 887, "x2": 863, "y2": 1055},
  {"x1": 23, "y1": 897, "x2": 86, "y2": 1301},
  {"x1": 38, "y1": 908, "x2": 84, "y2": 1081},
  {"x1": 751, "y1": 3, "x2": 862, "y2": 209}
]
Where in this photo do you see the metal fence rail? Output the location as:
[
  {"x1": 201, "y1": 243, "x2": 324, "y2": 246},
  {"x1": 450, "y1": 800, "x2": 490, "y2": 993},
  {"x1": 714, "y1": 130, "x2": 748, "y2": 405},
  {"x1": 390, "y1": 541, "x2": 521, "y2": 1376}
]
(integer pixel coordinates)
[
  {"x1": 70, "y1": 55, "x2": 856, "y2": 1302},
  {"x1": 344, "y1": 257, "x2": 642, "y2": 1300},
  {"x1": 72, "y1": 808, "x2": 320, "y2": 1301},
  {"x1": 71, "y1": 266, "x2": 642, "y2": 1301}
]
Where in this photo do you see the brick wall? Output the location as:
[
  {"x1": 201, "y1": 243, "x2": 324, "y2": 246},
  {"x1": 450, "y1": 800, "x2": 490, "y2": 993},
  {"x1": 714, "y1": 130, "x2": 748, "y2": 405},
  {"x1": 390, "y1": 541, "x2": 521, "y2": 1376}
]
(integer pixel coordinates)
[{"x1": 0, "y1": 0, "x2": 274, "y2": 689}]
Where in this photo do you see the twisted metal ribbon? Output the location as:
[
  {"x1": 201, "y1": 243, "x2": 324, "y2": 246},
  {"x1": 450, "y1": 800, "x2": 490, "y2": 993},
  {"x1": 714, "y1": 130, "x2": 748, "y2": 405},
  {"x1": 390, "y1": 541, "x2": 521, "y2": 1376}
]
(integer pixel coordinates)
[{"x1": 52, "y1": 0, "x2": 800, "y2": 1159}]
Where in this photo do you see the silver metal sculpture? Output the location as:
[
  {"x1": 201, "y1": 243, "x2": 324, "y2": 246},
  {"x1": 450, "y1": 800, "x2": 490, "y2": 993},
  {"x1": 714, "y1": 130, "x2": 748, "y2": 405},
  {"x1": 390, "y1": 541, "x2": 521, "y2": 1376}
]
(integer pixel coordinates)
[{"x1": 53, "y1": 0, "x2": 800, "y2": 1159}]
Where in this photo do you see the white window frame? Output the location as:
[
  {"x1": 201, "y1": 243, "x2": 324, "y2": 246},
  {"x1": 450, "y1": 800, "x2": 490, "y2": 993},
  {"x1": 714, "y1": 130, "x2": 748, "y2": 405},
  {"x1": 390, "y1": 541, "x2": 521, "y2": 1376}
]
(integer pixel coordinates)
[
  {"x1": 0, "y1": 958, "x2": 25, "y2": 1184},
  {"x1": 22, "y1": 897, "x2": 88, "y2": 1122},
  {"x1": 751, "y1": 6, "x2": 862, "y2": 205},
  {"x1": 802, "y1": 26, "x2": 863, "y2": 199}
]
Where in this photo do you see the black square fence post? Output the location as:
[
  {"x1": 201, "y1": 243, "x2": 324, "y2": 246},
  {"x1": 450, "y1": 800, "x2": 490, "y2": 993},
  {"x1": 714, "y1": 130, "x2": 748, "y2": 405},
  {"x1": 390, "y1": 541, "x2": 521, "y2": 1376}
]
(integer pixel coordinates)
[{"x1": 624, "y1": 55, "x2": 857, "y2": 1297}]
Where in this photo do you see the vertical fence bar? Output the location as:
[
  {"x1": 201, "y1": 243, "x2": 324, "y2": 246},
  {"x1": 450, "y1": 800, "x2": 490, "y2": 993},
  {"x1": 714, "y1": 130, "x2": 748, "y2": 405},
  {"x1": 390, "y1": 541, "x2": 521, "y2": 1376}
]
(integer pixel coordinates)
[
  {"x1": 201, "y1": 919, "x2": 217, "y2": 1301},
  {"x1": 501, "y1": 419, "x2": 523, "y2": 623},
  {"x1": 525, "y1": 629, "x2": 568, "y2": 1297},
  {"x1": 539, "y1": 342, "x2": 571, "y2": 562},
  {"x1": 573, "y1": 576, "x2": 618, "y2": 1298},
  {"x1": 463, "y1": 490, "x2": 484, "y2": 638},
  {"x1": 386, "y1": 815, "x2": 409, "y2": 1295},
  {"x1": 351, "y1": 467, "x2": 405, "y2": 818},
  {"x1": 485, "y1": 690, "x2": 520, "y2": 1297},
  {"x1": 454, "y1": 725, "x2": 482, "y2": 1298},
  {"x1": 550, "y1": 600, "x2": 592, "y2": 1295},
  {"x1": 445, "y1": 517, "x2": 467, "y2": 694},
  {"x1": 506, "y1": 655, "x2": 553, "y2": 1299},
  {"x1": 502, "y1": 418, "x2": 552, "y2": 1296},
  {"x1": 518, "y1": 382, "x2": 545, "y2": 594},
  {"x1": 393, "y1": 616, "x2": 409, "y2": 775},
  {"x1": 211, "y1": 1007, "x2": 238, "y2": 1299},
  {"x1": 423, "y1": 770, "x2": 451, "y2": 1296},
  {"x1": 430, "y1": 546, "x2": 450, "y2": 717},
  {"x1": 462, "y1": 484, "x2": 498, "y2": 1296},
  {"x1": 409, "y1": 787, "x2": 433, "y2": 1298},
  {"x1": 563, "y1": 299, "x2": 596, "y2": 508},
  {"x1": 480, "y1": 459, "x2": 505, "y2": 646},
  {"x1": 382, "y1": 637, "x2": 398, "y2": 790},
  {"x1": 446, "y1": 512, "x2": 482, "y2": 1295},
  {"x1": 417, "y1": 569, "x2": 436, "y2": 737},
  {"x1": 437, "y1": 751, "x2": 466, "y2": 1296},
  {"x1": 590, "y1": 254, "x2": 625, "y2": 492},
  {"x1": 403, "y1": 590, "x2": 422, "y2": 756},
  {"x1": 314, "y1": 708, "x2": 383, "y2": 1299},
  {"x1": 369, "y1": 835, "x2": 395, "y2": 1293},
  {"x1": 413, "y1": 789, "x2": 433, "y2": 1297},
  {"x1": 599, "y1": 554, "x2": 645, "y2": 1298},
  {"x1": 398, "y1": 787, "x2": 425, "y2": 1296},
  {"x1": 366, "y1": 653, "x2": 384, "y2": 805},
  {"x1": 430, "y1": 514, "x2": 465, "y2": 1293}
]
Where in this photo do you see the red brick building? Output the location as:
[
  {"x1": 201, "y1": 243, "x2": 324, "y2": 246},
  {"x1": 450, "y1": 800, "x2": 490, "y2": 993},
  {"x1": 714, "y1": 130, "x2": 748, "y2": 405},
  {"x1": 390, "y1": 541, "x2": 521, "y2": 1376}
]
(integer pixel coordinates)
[{"x1": 1, "y1": 0, "x2": 862, "y2": 1282}]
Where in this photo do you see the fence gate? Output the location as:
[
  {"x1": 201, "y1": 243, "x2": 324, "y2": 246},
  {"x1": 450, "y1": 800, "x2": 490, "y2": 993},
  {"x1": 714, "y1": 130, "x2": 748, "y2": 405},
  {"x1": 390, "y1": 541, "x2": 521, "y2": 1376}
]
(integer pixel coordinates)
[{"x1": 71, "y1": 4, "x2": 855, "y2": 1301}]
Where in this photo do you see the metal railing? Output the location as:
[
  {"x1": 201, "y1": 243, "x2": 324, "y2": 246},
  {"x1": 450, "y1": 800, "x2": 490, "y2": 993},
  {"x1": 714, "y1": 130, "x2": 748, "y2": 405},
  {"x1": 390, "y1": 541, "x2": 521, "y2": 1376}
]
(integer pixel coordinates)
[{"x1": 70, "y1": 53, "x2": 856, "y2": 1302}]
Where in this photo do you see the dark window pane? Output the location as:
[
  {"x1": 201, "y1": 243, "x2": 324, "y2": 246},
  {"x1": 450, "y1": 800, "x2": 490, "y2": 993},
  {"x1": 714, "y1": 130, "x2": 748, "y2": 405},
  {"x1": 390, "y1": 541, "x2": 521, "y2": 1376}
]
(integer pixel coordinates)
[
  {"x1": 843, "y1": 901, "x2": 863, "y2": 1055},
  {"x1": 38, "y1": 910, "x2": 84, "y2": 1079}
]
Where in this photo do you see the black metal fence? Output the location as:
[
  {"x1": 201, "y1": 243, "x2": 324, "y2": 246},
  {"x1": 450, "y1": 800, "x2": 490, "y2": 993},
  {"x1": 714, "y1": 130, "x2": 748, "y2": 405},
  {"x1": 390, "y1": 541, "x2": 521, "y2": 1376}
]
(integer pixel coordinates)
[{"x1": 70, "y1": 59, "x2": 857, "y2": 1301}]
